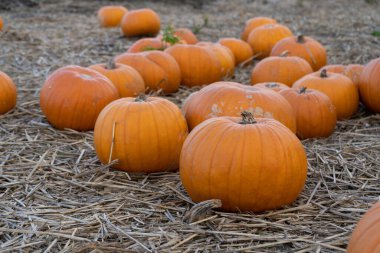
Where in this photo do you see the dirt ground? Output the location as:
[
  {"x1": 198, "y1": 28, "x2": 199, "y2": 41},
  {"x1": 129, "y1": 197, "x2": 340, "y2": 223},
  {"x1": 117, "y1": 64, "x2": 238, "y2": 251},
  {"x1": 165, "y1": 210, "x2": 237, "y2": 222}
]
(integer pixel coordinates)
[{"x1": 1, "y1": 0, "x2": 380, "y2": 252}]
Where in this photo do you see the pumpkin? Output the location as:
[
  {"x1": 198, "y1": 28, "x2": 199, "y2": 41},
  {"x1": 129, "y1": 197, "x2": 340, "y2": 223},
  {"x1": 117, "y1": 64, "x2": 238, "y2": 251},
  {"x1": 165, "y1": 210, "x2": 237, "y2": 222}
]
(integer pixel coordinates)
[
  {"x1": 279, "y1": 87, "x2": 337, "y2": 139},
  {"x1": 359, "y1": 58, "x2": 380, "y2": 112},
  {"x1": 97, "y1": 6, "x2": 128, "y2": 27},
  {"x1": 271, "y1": 35, "x2": 327, "y2": 71},
  {"x1": 0, "y1": 71, "x2": 17, "y2": 115},
  {"x1": 40, "y1": 66, "x2": 119, "y2": 131},
  {"x1": 218, "y1": 38, "x2": 253, "y2": 66},
  {"x1": 174, "y1": 28, "x2": 198, "y2": 44},
  {"x1": 165, "y1": 44, "x2": 222, "y2": 87},
  {"x1": 127, "y1": 38, "x2": 166, "y2": 53},
  {"x1": 89, "y1": 60, "x2": 145, "y2": 97},
  {"x1": 0, "y1": 16, "x2": 3, "y2": 31},
  {"x1": 251, "y1": 55, "x2": 313, "y2": 86},
  {"x1": 322, "y1": 64, "x2": 345, "y2": 73},
  {"x1": 247, "y1": 24, "x2": 293, "y2": 59},
  {"x1": 347, "y1": 201, "x2": 380, "y2": 253},
  {"x1": 180, "y1": 111, "x2": 307, "y2": 212},
  {"x1": 254, "y1": 82, "x2": 290, "y2": 93},
  {"x1": 293, "y1": 69, "x2": 359, "y2": 120},
  {"x1": 241, "y1": 17, "x2": 277, "y2": 41},
  {"x1": 121, "y1": 8, "x2": 160, "y2": 37},
  {"x1": 182, "y1": 81, "x2": 297, "y2": 132},
  {"x1": 115, "y1": 51, "x2": 180, "y2": 93},
  {"x1": 324, "y1": 64, "x2": 364, "y2": 88},
  {"x1": 94, "y1": 95, "x2": 188, "y2": 172}
]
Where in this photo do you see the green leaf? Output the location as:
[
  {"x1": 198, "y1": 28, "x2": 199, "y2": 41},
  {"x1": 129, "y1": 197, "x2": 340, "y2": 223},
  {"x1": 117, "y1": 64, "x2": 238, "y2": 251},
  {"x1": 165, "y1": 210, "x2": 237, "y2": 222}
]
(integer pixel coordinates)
[{"x1": 371, "y1": 30, "x2": 380, "y2": 37}]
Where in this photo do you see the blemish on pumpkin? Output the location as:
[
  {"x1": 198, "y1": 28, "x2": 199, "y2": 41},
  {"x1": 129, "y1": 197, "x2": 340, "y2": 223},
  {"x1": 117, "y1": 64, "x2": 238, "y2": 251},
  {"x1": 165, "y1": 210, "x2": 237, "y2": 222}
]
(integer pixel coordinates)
[{"x1": 80, "y1": 74, "x2": 93, "y2": 80}]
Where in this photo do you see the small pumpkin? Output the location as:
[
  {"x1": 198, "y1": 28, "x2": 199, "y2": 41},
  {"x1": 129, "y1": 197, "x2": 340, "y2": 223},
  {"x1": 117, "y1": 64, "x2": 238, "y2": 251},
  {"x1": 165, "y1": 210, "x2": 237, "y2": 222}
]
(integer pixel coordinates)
[
  {"x1": 40, "y1": 66, "x2": 119, "y2": 131},
  {"x1": 241, "y1": 17, "x2": 277, "y2": 41},
  {"x1": 293, "y1": 69, "x2": 359, "y2": 120},
  {"x1": 174, "y1": 28, "x2": 198, "y2": 44},
  {"x1": 254, "y1": 82, "x2": 290, "y2": 93},
  {"x1": 97, "y1": 6, "x2": 128, "y2": 27},
  {"x1": 0, "y1": 71, "x2": 17, "y2": 115},
  {"x1": 279, "y1": 87, "x2": 337, "y2": 139},
  {"x1": 180, "y1": 111, "x2": 307, "y2": 212},
  {"x1": 127, "y1": 38, "x2": 166, "y2": 53},
  {"x1": 218, "y1": 38, "x2": 253, "y2": 66},
  {"x1": 324, "y1": 64, "x2": 364, "y2": 88},
  {"x1": 0, "y1": 16, "x2": 3, "y2": 31},
  {"x1": 359, "y1": 58, "x2": 380, "y2": 113},
  {"x1": 115, "y1": 51, "x2": 180, "y2": 93},
  {"x1": 271, "y1": 35, "x2": 327, "y2": 71},
  {"x1": 121, "y1": 8, "x2": 160, "y2": 37},
  {"x1": 251, "y1": 55, "x2": 313, "y2": 86},
  {"x1": 94, "y1": 96, "x2": 188, "y2": 172},
  {"x1": 89, "y1": 60, "x2": 145, "y2": 97}
]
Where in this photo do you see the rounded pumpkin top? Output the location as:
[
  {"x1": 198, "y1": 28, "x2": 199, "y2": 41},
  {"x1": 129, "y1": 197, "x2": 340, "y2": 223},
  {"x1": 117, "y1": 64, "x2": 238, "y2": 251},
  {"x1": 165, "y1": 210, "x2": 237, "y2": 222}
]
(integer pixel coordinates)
[
  {"x1": 174, "y1": 28, "x2": 198, "y2": 44},
  {"x1": 120, "y1": 8, "x2": 161, "y2": 37},
  {"x1": 97, "y1": 5, "x2": 128, "y2": 27},
  {"x1": 241, "y1": 17, "x2": 277, "y2": 41},
  {"x1": 218, "y1": 38, "x2": 253, "y2": 66}
]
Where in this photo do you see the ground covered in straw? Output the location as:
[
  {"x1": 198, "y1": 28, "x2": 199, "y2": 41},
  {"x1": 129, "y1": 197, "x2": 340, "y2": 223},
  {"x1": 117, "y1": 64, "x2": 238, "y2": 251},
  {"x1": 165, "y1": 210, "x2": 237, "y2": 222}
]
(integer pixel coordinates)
[{"x1": 0, "y1": 0, "x2": 380, "y2": 252}]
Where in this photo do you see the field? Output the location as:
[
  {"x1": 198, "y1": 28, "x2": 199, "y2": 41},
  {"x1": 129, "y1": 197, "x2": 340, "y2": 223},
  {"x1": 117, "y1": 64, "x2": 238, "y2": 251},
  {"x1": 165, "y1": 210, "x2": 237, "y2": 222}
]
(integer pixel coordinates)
[{"x1": 1, "y1": 0, "x2": 380, "y2": 252}]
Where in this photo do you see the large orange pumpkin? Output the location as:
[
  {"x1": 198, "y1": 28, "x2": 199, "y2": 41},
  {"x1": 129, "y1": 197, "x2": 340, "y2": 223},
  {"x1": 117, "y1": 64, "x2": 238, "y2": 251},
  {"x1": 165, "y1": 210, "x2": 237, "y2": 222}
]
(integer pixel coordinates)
[
  {"x1": 359, "y1": 58, "x2": 380, "y2": 112},
  {"x1": 94, "y1": 96, "x2": 188, "y2": 172},
  {"x1": 174, "y1": 28, "x2": 198, "y2": 44},
  {"x1": 254, "y1": 82, "x2": 290, "y2": 93},
  {"x1": 324, "y1": 64, "x2": 365, "y2": 88},
  {"x1": 180, "y1": 111, "x2": 307, "y2": 212},
  {"x1": 40, "y1": 66, "x2": 119, "y2": 131},
  {"x1": 241, "y1": 17, "x2": 277, "y2": 41},
  {"x1": 271, "y1": 35, "x2": 327, "y2": 71},
  {"x1": 115, "y1": 51, "x2": 180, "y2": 93},
  {"x1": 0, "y1": 71, "x2": 17, "y2": 115},
  {"x1": 89, "y1": 61, "x2": 145, "y2": 97},
  {"x1": 127, "y1": 38, "x2": 166, "y2": 53},
  {"x1": 121, "y1": 8, "x2": 160, "y2": 37},
  {"x1": 97, "y1": 6, "x2": 128, "y2": 27},
  {"x1": 218, "y1": 38, "x2": 253, "y2": 66},
  {"x1": 293, "y1": 69, "x2": 359, "y2": 120}
]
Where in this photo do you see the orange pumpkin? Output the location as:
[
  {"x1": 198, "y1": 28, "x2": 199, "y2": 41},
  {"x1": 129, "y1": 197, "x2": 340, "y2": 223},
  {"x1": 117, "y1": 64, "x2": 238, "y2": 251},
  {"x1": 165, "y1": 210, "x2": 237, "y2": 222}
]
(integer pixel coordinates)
[
  {"x1": 0, "y1": 71, "x2": 17, "y2": 115},
  {"x1": 251, "y1": 55, "x2": 313, "y2": 86},
  {"x1": 359, "y1": 58, "x2": 380, "y2": 113},
  {"x1": 174, "y1": 28, "x2": 198, "y2": 44},
  {"x1": 347, "y1": 201, "x2": 380, "y2": 253},
  {"x1": 324, "y1": 64, "x2": 364, "y2": 88},
  {"x1": 241, "y1": 17, "x2": 277, "y2": 41},
  {"x1": 121, "y1": 8, "x2": 160, "y2": 37},
  {"x1": 127, "y1": 38, "x2": 166, "y2": 53},
  {"x1": 97, "y1": 6, "x2": 128, "y2": 27},
  {"x1": 165, "y1": 44, "x2": 222, "y2": 87},
  {"x1": 322, "y1": 64, "x2": 345, "y2": 73},
  {"x1": 0, "y1": 16, "x2": 3, "y2": 31},
  {"x1": 94, "y1": 96, "x2": 188, "y2": 172},
  {"x1": 271, "y1": 35, "x2": 327, "y2": 71},
  {"x1": 293, "y1": 69, "x2": 359, "y2": 120},
  {"x1": 40, "y1": 66, "x2": 119, "y2": 131},
  {"x1": 279, "y1": 87, "x2": 337, "y2": 139},
  {"x1": 183, "y1": 81, "x2": 296, "y2": 132},
  {"x1": 89, "y1": 61, "x2": 145, "y2": 97},
  {"x1": 254, "y1": 82, "x2": 290, "y2": 93},
  {"x1": 218, "y1": 38, "x2": 253, "y2": 66},
  {"x1": 180, "y1": 111, "x2": 307, "y2": 212},
  {"x1": 115, "y1": 51, "x2": 180, "y2": 93}
]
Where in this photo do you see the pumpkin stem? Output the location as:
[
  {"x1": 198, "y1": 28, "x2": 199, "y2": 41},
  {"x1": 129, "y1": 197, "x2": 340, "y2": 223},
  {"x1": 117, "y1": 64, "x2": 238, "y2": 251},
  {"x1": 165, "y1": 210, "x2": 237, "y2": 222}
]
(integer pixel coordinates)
[
  {"x1": 106, "y1": 58, "x2": 116, "y2": 70},
  {"x1": 299, "y1": 86, "x2": 307, "y2": 94},
  {"x1": 279, "y1": 51, "x2": 289, "y2": 57},
  {"x1": 240, "y1": 111, "x2": 256, "y2": 124},
  {"x1": 297, "y1": 35, "x2": 305, "y2": 43},
  {"x1": 320, "y1": 69, "x2": 328, "y2": 78},
  {"x1": 134, "y1": 93, "x2": 147, "y2": 102}
]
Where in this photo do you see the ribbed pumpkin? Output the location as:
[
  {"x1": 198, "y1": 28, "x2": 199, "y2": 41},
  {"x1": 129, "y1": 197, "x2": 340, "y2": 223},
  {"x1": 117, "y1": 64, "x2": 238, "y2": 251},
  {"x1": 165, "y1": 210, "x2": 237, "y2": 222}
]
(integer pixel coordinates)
[
  {"x1": 115, "y1": 51, "x2": 180, "y2": 93},
  {"x1": 251, "y1": 55, "x2": 313, "y2": 86},
  {"x1": 127, "y1": 38, "x2": 166, "y2": 53},
  {"x1": 180, "y1": 111, "x2": 307, "y2": 212},
  {"x1": 293, "y1": 69, "x2": 359, "y2": 120},
  {"x1": 174, "y1": 28, "x2": 198, "y2": 44},
  {"x1": 165, "y1": 44, "x2": 222, "y2": 87},
  {"x1": 0, "y1": 71, "x2": 17, "y2": 115},
  {"x1": 254, "y1": 82, "x2": 290, "y2": 93},
  {"x1": 359, "y1": 58, "x2": 380, "y2": 112},
  {"x1": 40, "y1": 66, "x2": 119, "y2": 131},
  {"x1": 182, "y1": 81, "x2": 296, "y2": 132},
  {"x1": 241, "y1": 17, "x2": 277, "y2": 41},
  {"x1": 97, "y1": 6, "x2": 128, "y2": 27},
  {"x1": 121, "y1": 8, "x2": 160, "y2": 37},
  {"x1": 89, "y1": 61, "x2": 145, "y2": 97},
  {"x1": 197, "y1": 42, "x2": 235, "y2": 77},
  {"x1": 279, "y1": 87, "x2": 337, "y2": 139},
  {"x1": 218, "y1": 38, "x2": 253, "y2": 66},
  {"x1": 347, "y1": 201, "x2": 380, "y2": 253},
  {"x1": 94, "y1": 96, "x2": 188, "y2": 172},
  {"x1": 271, "y1": 35, "x2": 327, "y2": 71},
  {"x1": 324, "y1": 64, "x2": 364, "y2": 88},
  {"x1": 247, "y1": 24, "x2": 293, "y2": 59},
  {"x1": 322, "y1": 64, "x2": 345, "y2": 73}
]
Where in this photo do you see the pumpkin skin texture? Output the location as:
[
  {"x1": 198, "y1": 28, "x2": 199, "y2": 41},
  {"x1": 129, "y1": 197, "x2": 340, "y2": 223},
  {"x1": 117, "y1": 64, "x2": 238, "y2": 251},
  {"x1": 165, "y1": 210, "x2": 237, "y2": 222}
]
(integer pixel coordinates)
[
  {"x1": 279, "y1": 87, "x2": 337, "y2": 139},
  {"x1": 0, "y1": 71, "x2": 17, "y2": 115},
  {"x1": 40, "y1": 66, "x2": 119, "y2": 131},
  {"x1": 127, "y1": 38, "x2": 166, "y2": 53},
  {"x1": 94, "y1": 96, "x2": 188, "y2": 172},
  {"x1": 97, "y1": 6, "x2": 128, "y2": 27},
  {"x1": 115, "y1": 51, "x2": 180, "y2": 93},
  {"x1": 254, "y1": 82, "x2": 290, "y2": 93},
  {"x1": 241, "y1": 17, "x2": 277, "y2": 41},
  {"x1": 121, "y1": 8, "x2": 160, "y2": 37},
  {"x1": 165, "y1": 44, "x2": 222, "y2": 87},
  {"x1": 293, "y1": 69, "x2": 359, "y2": 120},
  {"x1": 251, "y1": 56, "x2": 313, "y2": 86},
  {"x1": 247, "y1": 24, "x2": 293, "y2": 59},
  {"x1": 180, "y1": 113, "x2": 307, "y2": 212},
  {"x1": 174, "y1": 28, "x2": 198, "y2": 44},
  {"x1": 89, "y1": 62, "x2": 145, "y2": 97},
  {"x1": 218, "y1": 38, "x2": 253, "y2": 66},
  {"x1": 271, "y1": 35, "x2": 327, "y2": 71},
  {"x1": 182, "y1": 81, "x2": 296, "y2": 132},
  {"x1": 347, "y1": 201, "x2": 380, "y2": 253},
  {"x1": 359, "y1": 58, "x2": 380, "y2": 112}
]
